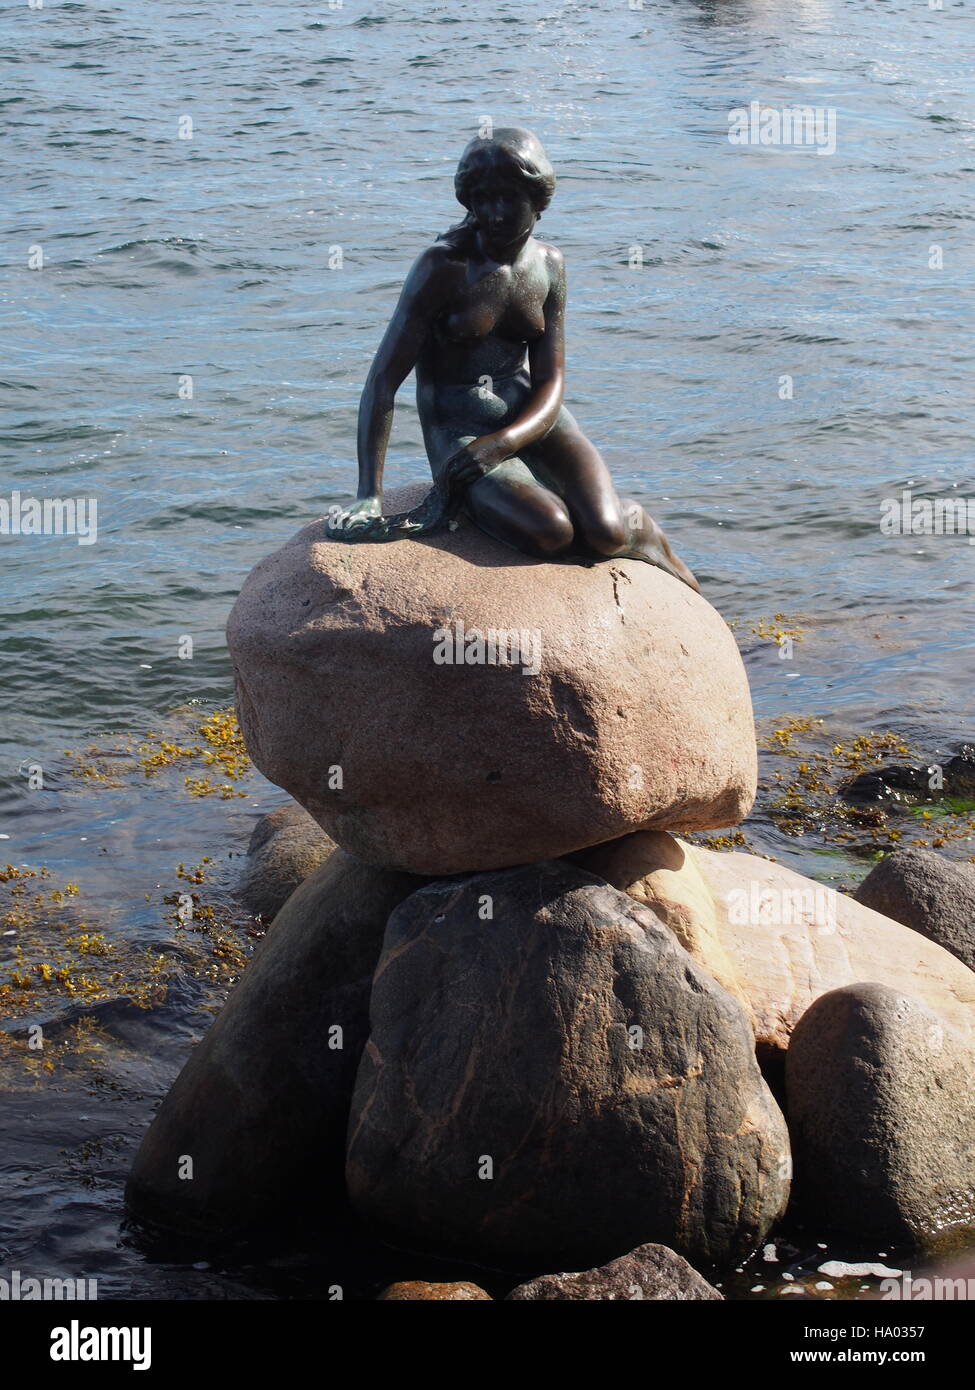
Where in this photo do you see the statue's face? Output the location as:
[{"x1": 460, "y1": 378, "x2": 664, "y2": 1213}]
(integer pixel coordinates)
[{"x1": 468, "y1": 164, "x2": 537, "y2": 256}]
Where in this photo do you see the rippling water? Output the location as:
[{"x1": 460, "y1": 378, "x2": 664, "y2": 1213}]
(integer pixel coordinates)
[{"x1": 2, "y1": 0, "x2": 974, "y2": 1299}]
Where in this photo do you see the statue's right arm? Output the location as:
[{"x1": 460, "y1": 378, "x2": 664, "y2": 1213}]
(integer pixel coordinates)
[{"x1": 355, "y1": 247, "x2": 447, "y2": 503}]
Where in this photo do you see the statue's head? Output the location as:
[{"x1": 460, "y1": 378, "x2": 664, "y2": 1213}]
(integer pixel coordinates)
[
  {"x1": 436, "y1": 126, "x2": 550, "y2": 257},
  {"x1": 454, "y1": 127, "x2": 556, "y2": 215}
]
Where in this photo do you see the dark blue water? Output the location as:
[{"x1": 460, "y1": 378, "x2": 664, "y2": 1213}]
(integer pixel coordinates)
[{"x1": 2, "y1": 0, "x2": 974, "y2": 1298}]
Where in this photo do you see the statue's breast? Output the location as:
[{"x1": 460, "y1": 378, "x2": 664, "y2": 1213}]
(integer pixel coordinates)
[
  {"x1": 438, "y1": 255, "x2": 550, "y2": 347},
  {"x1": 440, "y1": 298, "x2": 546, "y2": 346},
  {"x1": 441, "y1": 304, "x2": 500, "y2": 343}
]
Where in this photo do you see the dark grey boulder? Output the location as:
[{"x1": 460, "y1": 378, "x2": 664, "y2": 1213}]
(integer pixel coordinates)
[
  {"x1": 854, "y1": 848, "x2": 975, "y2": 972},
  {"x1": 239, "y1": 801, "x2": 336, "y2": 921},
  {"x1": 505, "y1": 1243, "x2": 722, "y2": 1300},
  {"x1": 346, "y1": 860, "x2": 790, "y2": 1271},
  {"x1": 785, "y1": 982, "x2": 975, "y2": 1255},
  {"x1": 840, "y1": 747, "x2": 975, "y2": 805},
  {"x1": 126, "y1": 849, "x2": 424, "y2": 1244}
]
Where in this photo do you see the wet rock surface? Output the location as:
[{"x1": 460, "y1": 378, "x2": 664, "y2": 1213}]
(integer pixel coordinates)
[
  {"x1": 839, "y1": 746, "x2": 975, "y2": 805},
  {"x1": 238, "y1": 801, "x2": 336, "y2": 921}
]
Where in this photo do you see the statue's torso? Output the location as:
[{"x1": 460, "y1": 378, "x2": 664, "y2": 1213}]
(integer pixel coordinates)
[{"x1": 417, "y1": 239, "x2": 554, "y2": 391}]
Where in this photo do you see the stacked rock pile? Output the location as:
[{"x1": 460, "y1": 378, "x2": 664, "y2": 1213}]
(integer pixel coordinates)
[{"x1": 126, "y1": 489, "x2": 975, "y2": 1294}]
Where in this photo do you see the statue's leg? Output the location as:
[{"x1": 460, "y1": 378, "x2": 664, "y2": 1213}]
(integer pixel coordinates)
[
  {"x1": 424, "y1": 420, "x2": 574, "y2": 559},
  {"x1": 463, "y1": 458, "x2": 576, "y2": 560},
  {"x1": 526, "y1": 416, "x2": 700, "y2": 592}
]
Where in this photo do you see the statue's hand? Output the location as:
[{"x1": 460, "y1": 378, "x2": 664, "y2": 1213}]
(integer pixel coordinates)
[
  {"x1": 328, "y1": 495, "x2": 382, "y2": 534},
  {"x1": 445, "y1": 438, "x2": 509, "y2": 491}
]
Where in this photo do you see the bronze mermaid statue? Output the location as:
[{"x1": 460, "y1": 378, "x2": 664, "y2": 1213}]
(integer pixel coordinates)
[{"x1": 331, "y1": 126, "x2": 699, "y2": 592}]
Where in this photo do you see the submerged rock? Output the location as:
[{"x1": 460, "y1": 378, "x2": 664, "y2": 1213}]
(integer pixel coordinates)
[
  {"x1": 785, "y1": 983, "x2": 975, "y2": 1255},
  {"x1": 505, "y1": 1243, "x2": 722, "y2": 1300},
  {"x1": 126, "y1": 849, "x2": 424, "y2": 1244},
  {"x1": 226, "y1": 483, "x2": 757, "y2": 875},
  {"x1": 345, "y1": 861, "x2": 789, "y2": 1271},
  {"x1": 854, "y1": 847, "x2": 975, "y2": 973},
  {"x1": 840, "y1": 746, "x2": 975, "y2": 805},
  {"x1": 239, "y1": 801, "x2": 336, "y2": 920}
]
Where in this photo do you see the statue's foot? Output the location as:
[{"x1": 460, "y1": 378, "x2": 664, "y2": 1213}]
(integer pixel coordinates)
[{"x1": 628, "y1": 516, "x2": 701, "y2": 593}]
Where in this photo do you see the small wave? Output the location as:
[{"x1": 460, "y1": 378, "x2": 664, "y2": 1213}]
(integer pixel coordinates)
[
  {"x1": 137, "y1": 503, "x2": 293, "y2": 531},
  {"x1": 95, "y1": 236, "x2": 206, "y2": 257}
]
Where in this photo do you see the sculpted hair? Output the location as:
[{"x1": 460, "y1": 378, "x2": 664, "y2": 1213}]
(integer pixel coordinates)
[{"x1": 438, "y1": 127, "x2": 556, "y2": 253}]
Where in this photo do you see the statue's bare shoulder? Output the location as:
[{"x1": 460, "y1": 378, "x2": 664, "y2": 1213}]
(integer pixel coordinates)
[{"x1": 534, "y1": 241, "x2": 565, "y2": 304}]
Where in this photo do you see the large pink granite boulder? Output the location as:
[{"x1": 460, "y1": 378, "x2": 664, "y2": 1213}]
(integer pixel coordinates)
[{"x1": 227, "y1": 484, "x2": 756, "y2": 875}]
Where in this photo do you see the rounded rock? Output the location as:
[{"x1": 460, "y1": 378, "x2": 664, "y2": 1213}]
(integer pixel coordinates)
[
  {"x1": 227, "y1": 485, "x2": 757, "y2": 875},
  {"x1": 785, "y1": 983, "x2": 975, "y2": 1255},
  {"x1": 239, "y1": 800, "x2": 336, "y2": 921},
  {"x1": 854, "y1": 847, "x2": 975, "y2": 973},
  {"x1": 505, "y1": 1243, "x2": 722, "y2": 1300},
  {"x1": 345, "y1": 860, "x2": 790, "y2": 1270},
  {"x1": 377, "y1": 1281, "x2": 492, "y2": 1300}
]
